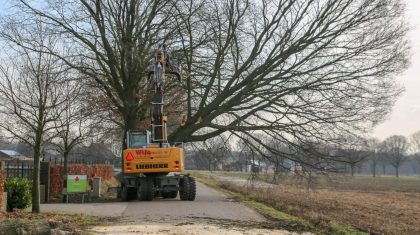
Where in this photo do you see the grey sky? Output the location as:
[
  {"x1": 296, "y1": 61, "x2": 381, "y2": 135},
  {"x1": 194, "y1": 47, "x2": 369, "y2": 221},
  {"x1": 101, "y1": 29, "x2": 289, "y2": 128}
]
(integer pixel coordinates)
[{"x1": 373, "y1": 0, "x2": 420, "y2": 139}]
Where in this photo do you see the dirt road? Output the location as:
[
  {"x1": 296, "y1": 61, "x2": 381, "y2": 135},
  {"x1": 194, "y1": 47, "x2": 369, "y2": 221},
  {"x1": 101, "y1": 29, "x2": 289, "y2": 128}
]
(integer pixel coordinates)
[{"x1": 42, "y1": 182, "x2": 304, "y2": 234}]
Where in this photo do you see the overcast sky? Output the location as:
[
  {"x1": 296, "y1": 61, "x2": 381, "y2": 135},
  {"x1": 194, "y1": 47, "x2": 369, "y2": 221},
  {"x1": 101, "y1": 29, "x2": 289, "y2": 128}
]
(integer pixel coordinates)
[{"x1": 372, "y1": 0, "x2": 420, "y2": 140}]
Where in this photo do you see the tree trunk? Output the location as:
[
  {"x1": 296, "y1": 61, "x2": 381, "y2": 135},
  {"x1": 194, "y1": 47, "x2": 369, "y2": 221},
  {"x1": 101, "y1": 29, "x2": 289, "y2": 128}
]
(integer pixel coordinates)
[
  {"x1": 382, "y1": 165, "x2": 386, "y2": 175},
  {"x1": 122, "y1": 116, "x2": 138, "y2": 150},
  {"x1": 63, "y1": 151, "x2": 69, "y2": 176},
  {"x1": 417, "y1": 161, "x2": 420, "y2": 177},
  {"x1": 372, "y1": 164, "x2": 376, "y2": 177},
  {"x1": 350, "y1": 165, "x2": 355, "y2": 177},
  {"x1": 32, "y1": 136, "x2": 42, "y2": 213},
  {"x1": 395, "y1": 166, "x2": 399, "y2": 178},
  {"x1": 357, "y1": 166, "x2": 362, "y2": 174},
  {"x1": 63, "y1": 150, "x2": 69, "y2": 203},
  {"x1": 208, "y1": 159, "x2": 212, "y2": 171},
  {"x1": 121, "y1": 114, "x2": 139, "y2": 173}
]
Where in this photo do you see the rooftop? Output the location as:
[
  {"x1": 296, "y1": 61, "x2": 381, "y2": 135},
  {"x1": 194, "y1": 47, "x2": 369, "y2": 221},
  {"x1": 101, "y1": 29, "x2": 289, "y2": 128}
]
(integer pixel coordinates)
[{"x1": 0, "y1": 150, "x2": 21, "y2": 156}]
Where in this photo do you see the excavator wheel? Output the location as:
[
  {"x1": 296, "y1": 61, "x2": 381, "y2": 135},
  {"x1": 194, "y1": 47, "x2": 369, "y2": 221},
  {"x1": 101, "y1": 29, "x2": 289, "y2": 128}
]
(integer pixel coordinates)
[
  {"x1": 137, "y1": 177, "x2": 154, "y2": 201},
  {"x1": 120, "y1": 184, "x2": 137, "y2": 201},
  {"x1": 180, "y1": 176, "x2": 196, "y2": 201},
  {"x1": 187, "y1": 177, "x2": 196, "y2": 201}
]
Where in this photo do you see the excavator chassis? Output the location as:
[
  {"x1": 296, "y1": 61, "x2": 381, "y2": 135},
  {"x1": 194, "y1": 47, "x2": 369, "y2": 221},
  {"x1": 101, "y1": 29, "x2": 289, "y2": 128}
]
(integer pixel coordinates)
[{"x1": 119, "y1": 173, "x2": 196, "y2": 201}]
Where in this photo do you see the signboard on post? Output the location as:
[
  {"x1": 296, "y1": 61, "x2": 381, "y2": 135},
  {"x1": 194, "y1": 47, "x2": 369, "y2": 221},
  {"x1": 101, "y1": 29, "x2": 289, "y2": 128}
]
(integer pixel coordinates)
[{"x1": 66, "y1": 175, "x2": 88, "y2": 193}]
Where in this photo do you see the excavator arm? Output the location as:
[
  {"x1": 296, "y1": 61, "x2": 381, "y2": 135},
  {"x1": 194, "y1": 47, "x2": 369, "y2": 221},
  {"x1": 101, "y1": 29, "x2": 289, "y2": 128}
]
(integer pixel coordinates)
[
  {"x1": 146, "y1": 44, "x2": 182, "y2": 144},
  {"x1": 120, "y1": 44, "x2": 196, "y2": 202}
]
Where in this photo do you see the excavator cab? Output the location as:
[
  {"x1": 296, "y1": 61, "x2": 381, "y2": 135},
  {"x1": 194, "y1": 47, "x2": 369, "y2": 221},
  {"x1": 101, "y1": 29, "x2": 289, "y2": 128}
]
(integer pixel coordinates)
[{"x1": 127, "y1": 131, "x2": 150, "y2": 148}]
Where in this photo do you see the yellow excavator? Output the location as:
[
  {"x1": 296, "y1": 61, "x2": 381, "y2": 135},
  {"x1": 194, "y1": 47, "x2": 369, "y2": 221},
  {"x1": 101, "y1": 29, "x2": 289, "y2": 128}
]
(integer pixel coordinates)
[{"x1": 119, "y1": 44, "x2": 196, "y2": 201}]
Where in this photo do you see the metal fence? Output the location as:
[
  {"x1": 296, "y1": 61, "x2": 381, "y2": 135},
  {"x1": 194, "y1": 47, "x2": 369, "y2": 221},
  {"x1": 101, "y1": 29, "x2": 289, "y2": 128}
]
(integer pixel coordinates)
[
  {"x1": 45, "y1": 157, "x2": 117, "y2": 166},
  {"x1": 5, "y1": 161, "x2": 34, "y2": 179},
  {"x1": 4, "y1": 158, "x2": 119, "y2": 179}
]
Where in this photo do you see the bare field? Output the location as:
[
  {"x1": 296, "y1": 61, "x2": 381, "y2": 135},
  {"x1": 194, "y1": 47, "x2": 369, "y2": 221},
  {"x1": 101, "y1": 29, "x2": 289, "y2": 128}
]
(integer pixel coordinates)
[
  {"x1": 212, "y1": 171, "x2": 420, "y2": 192},
  {"x1": 197, "y1": 171, "x2": 420, "y2": 235}
]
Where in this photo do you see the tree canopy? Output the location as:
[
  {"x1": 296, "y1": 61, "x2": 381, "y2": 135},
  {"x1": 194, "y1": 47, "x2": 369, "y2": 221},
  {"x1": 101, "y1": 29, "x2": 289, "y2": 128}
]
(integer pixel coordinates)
[{"x1": 0, "y1": 0, "x2": 410, "y2": 167}]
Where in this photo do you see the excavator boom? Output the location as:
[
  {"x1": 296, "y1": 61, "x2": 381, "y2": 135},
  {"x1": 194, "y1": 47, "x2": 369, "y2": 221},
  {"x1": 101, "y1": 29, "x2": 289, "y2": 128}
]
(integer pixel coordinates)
[{"x1": 119, "y1": 44, "x2": 195, "y2": 202}]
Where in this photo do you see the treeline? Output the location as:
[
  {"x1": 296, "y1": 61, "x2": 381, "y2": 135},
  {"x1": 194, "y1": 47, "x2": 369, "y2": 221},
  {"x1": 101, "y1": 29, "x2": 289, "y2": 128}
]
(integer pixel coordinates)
[{"x1": 187, "y1": 132, "x2": 420, "y2": 178}]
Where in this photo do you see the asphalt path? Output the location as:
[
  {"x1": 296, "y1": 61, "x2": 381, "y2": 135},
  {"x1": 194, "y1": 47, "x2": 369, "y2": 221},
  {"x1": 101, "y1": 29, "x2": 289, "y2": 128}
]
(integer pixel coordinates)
[{"x1": 41, "y1": 182, "x2": 266, "y2": 222}]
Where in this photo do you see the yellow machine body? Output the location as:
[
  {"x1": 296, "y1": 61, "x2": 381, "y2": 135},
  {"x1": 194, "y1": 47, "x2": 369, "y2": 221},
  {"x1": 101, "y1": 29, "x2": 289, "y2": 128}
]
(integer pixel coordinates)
[{"x1": 123, "y1": 147, "x2": 184, "y2": 174}]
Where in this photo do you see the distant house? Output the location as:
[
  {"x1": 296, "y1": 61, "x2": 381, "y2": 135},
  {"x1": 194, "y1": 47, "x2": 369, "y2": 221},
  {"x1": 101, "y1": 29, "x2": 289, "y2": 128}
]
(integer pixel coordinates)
[{"x1": 0, "y1": 150, "x2": 32, "y2": 161}]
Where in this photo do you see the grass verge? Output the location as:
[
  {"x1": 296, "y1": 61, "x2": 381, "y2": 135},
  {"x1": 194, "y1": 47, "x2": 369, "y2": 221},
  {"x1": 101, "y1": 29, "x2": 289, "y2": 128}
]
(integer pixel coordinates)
[{"x1": 192, "y1": 172, "x2": 368, "y2": 235}]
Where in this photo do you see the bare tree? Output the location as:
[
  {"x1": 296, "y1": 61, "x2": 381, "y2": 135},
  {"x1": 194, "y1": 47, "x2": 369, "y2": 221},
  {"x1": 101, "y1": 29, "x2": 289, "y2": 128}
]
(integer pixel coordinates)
[
  {"x1": 1, "y1": 0, "x2": 185, "y2": 148},
  {"x1": 366, "y1": 138, "x2": 381, "y2": 177},
  {"x1": 0, "y1": 134, "x2": 11, "y2": 149},
  {"x1": 377, "y1": 151, "x2": 390, "y2": 176},
  {"x1": 0, "y1": 32, "x2": 69, "y2": 212},
  {"x1": 189, "y1": 148, "x2": 212, "y2": 170},
  {"x1": 1, "y1": 0, "x2": 410, "y2": 170},
  {"x1": 335, "y1": 136, "x2": 369, "y2": 176},
  {"x1": 191, "y1": 136, "x2": 232, "y2": 171},
  {"x1": 410, "y1": 131, "x2": 420, "y2": 152},
  {"x1": 169, "y1": 0, "x2": 408, "y2": 141},
  {"x1": 171, "y1": 0, "x2": 409, "y2": 170},
  {"x1": 51, "y1": 81, "x2": 101, "y2": 177},
  {"x1": 381, "y1": 135, "x2": 408, "y2": 177},
  {"x1": 410, "y1": 131, "x2": 420, "y2": 176},
  {"x1": 265, "y1": 139, "x2": 290, "y2": 175}
]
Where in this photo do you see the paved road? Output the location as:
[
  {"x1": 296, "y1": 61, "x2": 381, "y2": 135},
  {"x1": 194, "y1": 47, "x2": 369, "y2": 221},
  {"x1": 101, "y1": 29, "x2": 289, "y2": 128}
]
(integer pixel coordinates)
[
  {"x1": 42, "y1": 181, "x2": 307, "y2": 234},
  {"x1": 41, "y1": 182, "x2": 266, "y2": 222}
]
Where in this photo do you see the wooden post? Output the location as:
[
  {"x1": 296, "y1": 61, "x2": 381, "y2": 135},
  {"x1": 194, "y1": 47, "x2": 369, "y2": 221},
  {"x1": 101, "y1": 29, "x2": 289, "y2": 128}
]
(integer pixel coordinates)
[{"x1": 92, "y1": 177, "x2": 101, "y2": 197}]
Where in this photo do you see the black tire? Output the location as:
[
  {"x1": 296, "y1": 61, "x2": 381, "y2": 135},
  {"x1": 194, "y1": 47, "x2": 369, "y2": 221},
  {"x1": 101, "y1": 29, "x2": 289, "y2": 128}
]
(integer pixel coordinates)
[
  {"x1": 138, "y1": 177, "x2": 154, "y2": 201},
  {"x1": 179, "y1": 177, "x2": 190, "y2": 200},
  {"x1": 120, "y1": 185, "x2": 128, "y2": 201},
  {"x1": 162, "y1": 191, "x2": 178, "y2": 199},
  {"x1": 187, "y1": 177, "x2": 196, "y2": 201},
  {"x1": 179, "y1": 176, "x2": 196, "y2": 201},
  {"x1": 117, "y1": 187, "x2": 122, "y2": 199},
  {"x1": 121, "y1": 185, "x2": 137, "y2": 201}
]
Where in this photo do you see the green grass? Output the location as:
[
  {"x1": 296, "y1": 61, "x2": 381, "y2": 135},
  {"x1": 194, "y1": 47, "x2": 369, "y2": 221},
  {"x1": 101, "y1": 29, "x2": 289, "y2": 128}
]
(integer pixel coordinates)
[
  {"x1": 352, "y1": 174, "x2": 420, "y2": 180},
  {"x1": 328, "y1": 221, "x2": 368, "y2": 235}
]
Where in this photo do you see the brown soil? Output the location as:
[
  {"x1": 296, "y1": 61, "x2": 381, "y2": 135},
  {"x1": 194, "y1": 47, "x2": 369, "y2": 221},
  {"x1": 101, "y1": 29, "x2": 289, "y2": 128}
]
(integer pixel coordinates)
[{"x1": 221, "y1": 181, "x2": 420, "y2": 235}]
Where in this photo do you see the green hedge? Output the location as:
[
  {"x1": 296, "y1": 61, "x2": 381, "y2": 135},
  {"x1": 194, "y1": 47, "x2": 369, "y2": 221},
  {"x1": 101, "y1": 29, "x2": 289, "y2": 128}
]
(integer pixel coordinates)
[{"x1": 4, "y1": 178, "x2": 32, "y2": 212}]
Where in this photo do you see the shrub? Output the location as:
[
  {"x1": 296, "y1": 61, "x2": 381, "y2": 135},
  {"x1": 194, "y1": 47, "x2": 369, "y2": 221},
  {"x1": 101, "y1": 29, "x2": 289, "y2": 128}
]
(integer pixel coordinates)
[{"x1": 4, "y1": 178, "x2": 32, "y2": 212}]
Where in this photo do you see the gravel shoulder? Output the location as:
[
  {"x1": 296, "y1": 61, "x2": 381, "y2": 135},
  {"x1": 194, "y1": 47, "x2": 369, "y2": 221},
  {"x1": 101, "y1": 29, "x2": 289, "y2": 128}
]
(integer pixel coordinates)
[{"x1": 92, "y1": 220, "x2": 306, "y2": 235}]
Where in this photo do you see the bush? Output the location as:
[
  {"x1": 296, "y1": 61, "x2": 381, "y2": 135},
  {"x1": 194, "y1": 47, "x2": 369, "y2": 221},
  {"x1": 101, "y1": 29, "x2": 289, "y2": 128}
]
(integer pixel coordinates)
[{"x1": 4, "y1": 178, "x2": 32, "y2": 212}]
